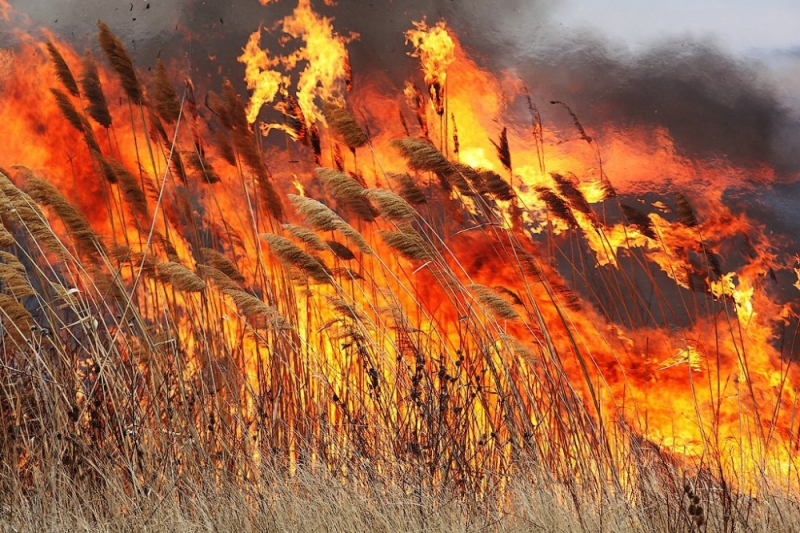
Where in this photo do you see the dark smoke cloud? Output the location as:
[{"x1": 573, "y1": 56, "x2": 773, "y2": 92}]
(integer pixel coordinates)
[{"x1": 5, "y1": 0, "x2": 799, "y2": 171}]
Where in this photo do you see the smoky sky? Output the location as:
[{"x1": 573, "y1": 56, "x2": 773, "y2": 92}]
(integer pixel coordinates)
[{"x1": 5, "y1": 0, "x2": 799, "y2": 172}]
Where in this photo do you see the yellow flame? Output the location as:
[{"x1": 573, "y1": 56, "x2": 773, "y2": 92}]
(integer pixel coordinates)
[
  {"x1": 405, "y1": 19, "x2": 455, "y2": 115},
  {"x1": 237, "y1": 28, "x2": 286, "y2": 125},
  {"x1": 280, "y1": 0, "x2": 358, "y2": 125}
]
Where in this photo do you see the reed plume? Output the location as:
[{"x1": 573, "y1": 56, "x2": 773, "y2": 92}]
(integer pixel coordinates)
[
  {"x1": 152, "y1": 58, "x2": 181, "y2": 124},
  {"x1": 323, "y1": 101, "x2": 368, "y2": 150},
  {"x1": 282, "y1": 223, "x2": 327, "y2": 252},
  {"x1": 92, "y1": 152, "x2": 118, "y2": 184},
  {"x1": 326, "y1": 240, "x2": 355, "y2": 261},
  {"x1": 491, "y1": 127, "x2": 512, "y2": 172},
  {"x1": 535, "y1": 187, "x2": 578, "y2": 228},
  {"x1": 480, "y1": 169, "x2": 515, "y2": 201},
  {"x1": 378, "y1": 225, "x2": 431, "y2": 262},
  {"x1": 0, "y1": 293, "x2": 32, "y2": 346},
  {"x1": 212, "y1": 129, "x2": 237, "y2": 167},
  {"x1": 23, "y1": 173, "x2": 104, "y2": 259},
  {"x1": 469, "y1": 284, "x2": 520, "y2": 321},
  {"x1": 49, "y1": 88, "x2": 84, "y2": 132},
  {"x1": 186, "y1": 151, "x2": 221, "y2": 184},
  {"x1": 389, "y1": 172, "x2": 427, "y2": 206},
  {"x1": 261, "y1": 233, "x2": 331, "y2": 284},
  {"x1": 108, "y1": 158, "x2": 149, "y2": 224},
  {"x1": 46, "y1": 40, "x2": 79, "y2": 97},
  {"x1": 365, "y1": 188, "x2": 417, "y2": 221},
  {"x1": 288, "y1": 194, "x2": 372, "y2": 254},
  {"x1": 552, "y1": 173, "x2": 593, "y2": 217},
  {"x1": 0, "y1": 171, "x2": 67, "y2": 257},
  {"x1": 156, "y1": 262, "x2": 207, "y2": 292},
  {"x1": 391, "y1": 137, "x2": 453, "y2": 176},
  {"x1": 225, "y1": 288, "x2": 290, "y2": 330},
  {"x1": 316, "y1": 168, "x2": 378, "y2": 221},
  {"x1": 79, "y1": 51, "x2": 112, "y2": 128},
  {"x1": 0, "y1": 252, "x2": 34, "y2": 298},
  {"x1": 619, "y1": 203, "x2": 656, "y2": 239},
  {"x1": 675, "y1": 192, "x2": 698, "y2": 227},
  {"x1": 200, "y1": 247, "x2": 245, "y2": 283},
  {"x1": 97, "y1": 21, "x2": 142, "y2": 104},
  {"x1": 197, "y1": 264, "x2": 243, "y2": 293}
]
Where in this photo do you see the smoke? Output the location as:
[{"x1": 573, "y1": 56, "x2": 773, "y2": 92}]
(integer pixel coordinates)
[{"x1": 5, "y1": 0, "x2": 798, "y2": 171}]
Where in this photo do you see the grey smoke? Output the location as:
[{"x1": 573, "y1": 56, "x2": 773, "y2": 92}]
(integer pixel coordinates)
[{"x1": 5, "y1": 0, "x2": 799, "y2": 171}]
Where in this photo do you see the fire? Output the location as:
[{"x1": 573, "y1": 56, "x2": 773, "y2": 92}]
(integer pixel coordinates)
[
  {"x1": 0, "y1": 0, "x2": 798, "y2": 498},
  {"x1": 405, "y1": 19, "x2": 456, "y2": 116},
  {"x1": 279, "y1": 0, "x2": 358, "y2": 126},
  {"x1": 238, "y1": 28, "x2": 285, "y2": 125}
]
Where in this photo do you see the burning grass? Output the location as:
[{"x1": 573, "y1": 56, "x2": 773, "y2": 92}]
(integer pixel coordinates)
[{"x1": 0, "y1": 3, "x2": 798, "y2": 531}]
